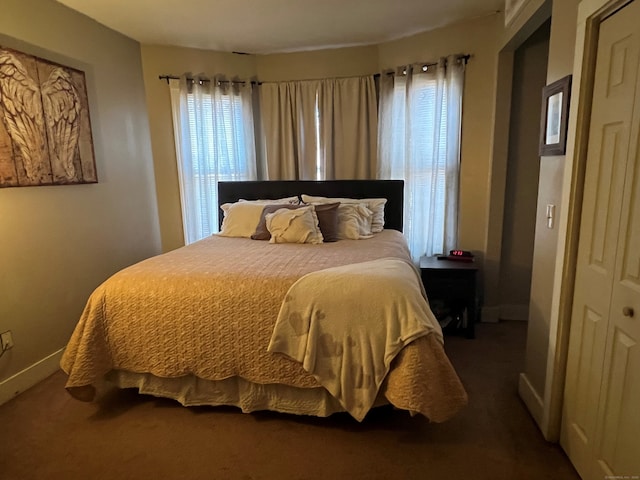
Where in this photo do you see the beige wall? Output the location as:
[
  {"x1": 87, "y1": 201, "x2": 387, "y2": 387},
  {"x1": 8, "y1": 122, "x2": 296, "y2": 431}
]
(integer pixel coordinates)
[
  {"x1": 482, "y1": 1, "x2": 553, "y2": 323},
  {"x1": 0, "y1": 0, "x2": 160, "y2": 393},
  {"x1": 256, "y1": 45, "x2": 379, "y2": 82},
  {"x1": 524, "y1": 0, "x2": 579, "y2": 404},
  {"x1": 495, "y1": 0, "x2": 580, "y2": 430},
  {"x1": 499, "y1": 21, "x2": 550, "y2": 315},
  {"x1": 143, "y1": 14, "x2": 503, "y2": 260}
]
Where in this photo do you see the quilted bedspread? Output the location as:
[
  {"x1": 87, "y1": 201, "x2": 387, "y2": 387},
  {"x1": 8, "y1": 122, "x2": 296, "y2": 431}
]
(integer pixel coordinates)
[{"x1": 61, "y1": 230, "x2": 468, "y2": 421}]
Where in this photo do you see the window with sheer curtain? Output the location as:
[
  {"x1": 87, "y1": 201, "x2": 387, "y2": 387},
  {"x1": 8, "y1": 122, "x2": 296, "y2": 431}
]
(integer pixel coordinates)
[
  {"x1": 168, "y1": 64, "x2": 462, "y2": 253},
  {"x1": 378, "y1": 56, "x2": 465, "y2": 262},
  {"x1": 169, "y1": 78, "x2": 257, "y2": 244}
]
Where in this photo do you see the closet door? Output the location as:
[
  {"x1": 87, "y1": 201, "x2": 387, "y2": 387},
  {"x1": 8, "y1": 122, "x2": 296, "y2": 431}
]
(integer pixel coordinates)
[
  {"x1": 561, "y1": 2, "x2": 640, "y2": 479},
  {"x1": 593, "y1": 85, "x2": 640, "y2": 478}
]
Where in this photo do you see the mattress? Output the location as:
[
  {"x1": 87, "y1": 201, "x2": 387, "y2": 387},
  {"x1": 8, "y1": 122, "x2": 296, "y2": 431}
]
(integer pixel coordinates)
[{"x1": 61, "y1": 230, "x2": 468, "y2": 422}]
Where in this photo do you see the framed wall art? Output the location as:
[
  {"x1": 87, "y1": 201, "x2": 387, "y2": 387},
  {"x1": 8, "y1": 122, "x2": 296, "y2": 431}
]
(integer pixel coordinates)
[
  {"x1": 0, "y1": 46, "x2": 97, "y2": 188},
  {"x1": 539, "y1": 75, "x2": 572, "y2": 157}
]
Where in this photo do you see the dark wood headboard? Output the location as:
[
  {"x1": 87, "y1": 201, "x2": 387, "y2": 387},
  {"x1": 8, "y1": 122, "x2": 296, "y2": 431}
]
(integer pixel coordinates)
[{"x1": 217, "y1": 180, "x2": 404, "y2": 231}]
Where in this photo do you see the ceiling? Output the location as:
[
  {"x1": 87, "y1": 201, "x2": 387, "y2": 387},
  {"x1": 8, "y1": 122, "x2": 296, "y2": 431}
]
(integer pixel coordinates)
[{"x1": 56, "y1": 0, "x2": 504, "y2": 55}]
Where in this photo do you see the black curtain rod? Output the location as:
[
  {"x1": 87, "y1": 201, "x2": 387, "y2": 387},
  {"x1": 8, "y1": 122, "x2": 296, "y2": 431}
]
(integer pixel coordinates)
[
  {"x1": 381, "y1": 54, "x2": 471, "y2": 76},
  {"x1": 158, "y1": 75, "x2": 261, "y2": 85},
  {"x1": 158, "y1": 54, "x2": 470, "y2": 85}
]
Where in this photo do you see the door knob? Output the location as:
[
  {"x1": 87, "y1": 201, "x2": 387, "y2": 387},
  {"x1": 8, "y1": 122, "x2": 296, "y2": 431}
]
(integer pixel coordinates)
[{"x1": 622, "y1": 306, "x2": 634, "y2": 317}]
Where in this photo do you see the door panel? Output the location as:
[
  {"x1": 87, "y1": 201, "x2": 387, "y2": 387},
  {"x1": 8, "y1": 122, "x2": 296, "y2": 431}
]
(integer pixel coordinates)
[
  {"x1": 607, "y1": 34, "x2": 633, "y2": 95},
  {"x1": 619, "y1": 154, "x2": 640, "y2": 289},
  {"x1": 594, "y1": 38, "x2": 640, "y2": 475},
  {"x1": 594, "y1": 328, "x2": 639, "y2": 476},
  {"x1": 571, "y1": 306, "x2": 606, "y2": 442},
  {"x1": 588, "y1": 122, "x2": 624, "y2": 271},
  {"x1": 562, "y1": 2, "x2": 640, "y2": 479}
]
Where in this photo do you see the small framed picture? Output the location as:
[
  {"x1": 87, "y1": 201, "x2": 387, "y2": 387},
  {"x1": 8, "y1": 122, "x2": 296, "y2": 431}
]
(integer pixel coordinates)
[{"x1": 539, "y1": 75, "x2": 572, "y2": 156}]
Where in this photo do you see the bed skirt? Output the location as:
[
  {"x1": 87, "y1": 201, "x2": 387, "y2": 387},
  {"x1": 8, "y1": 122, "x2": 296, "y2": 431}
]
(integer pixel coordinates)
[{"x1": 104, "y1": 371, "x2": 390, "y2": 418}]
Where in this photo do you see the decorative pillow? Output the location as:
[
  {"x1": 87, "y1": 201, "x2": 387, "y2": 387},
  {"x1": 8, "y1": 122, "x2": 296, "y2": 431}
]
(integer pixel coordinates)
[
  {"x1": 312, "y1": 202, "x2": 340, "y2": 242},
  {"x1": 336, "y1": 203, "x2": 373, "y2": 240},
  {"x1": 219, "y1": 202, "x2": 267, "y2": 238},
  {"x1": 301, "y1": 195, "x2": 386, "y2": 233},
  {"x1": 265, "y1": 206, "x2": 324, "y2": 244},
  {"x1": 251, "y1": 204, "x2": 304, "y2": 240},
  {"x1": 239, "y1": 196, "x2": 300, "y2": 205}
]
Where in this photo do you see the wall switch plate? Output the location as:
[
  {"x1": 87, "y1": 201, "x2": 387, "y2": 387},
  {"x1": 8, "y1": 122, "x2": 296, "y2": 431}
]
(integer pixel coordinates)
[
  {"x1": 1, "y1": 330, "x2": 13, "y2": 350},
  {"x1": 546, "y1": 204, "x2": 556, "y2": 229}
]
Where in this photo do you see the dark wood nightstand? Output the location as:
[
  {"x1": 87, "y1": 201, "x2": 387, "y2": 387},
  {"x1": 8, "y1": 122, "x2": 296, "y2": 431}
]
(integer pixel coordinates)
[{"x1": 420, "y1": 256, "x2": 479, "y2": 338}]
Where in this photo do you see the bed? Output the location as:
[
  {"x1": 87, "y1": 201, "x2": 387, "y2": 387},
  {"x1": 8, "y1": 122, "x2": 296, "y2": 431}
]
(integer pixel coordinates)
[{"x1": 61, "y1": 180, "x2": 467, "y2": 422}]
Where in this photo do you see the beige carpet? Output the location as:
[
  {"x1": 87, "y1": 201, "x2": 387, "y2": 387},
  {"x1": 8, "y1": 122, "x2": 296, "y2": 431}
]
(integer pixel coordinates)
[{"x1": 0, "y1": 321, "x2": 579, "y2": 480}]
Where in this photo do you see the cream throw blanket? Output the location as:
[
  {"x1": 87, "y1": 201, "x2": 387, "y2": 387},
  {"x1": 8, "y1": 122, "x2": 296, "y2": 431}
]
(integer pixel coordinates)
[{"x1": 268, "y1": 257, "x2": 442, "y2": 421}]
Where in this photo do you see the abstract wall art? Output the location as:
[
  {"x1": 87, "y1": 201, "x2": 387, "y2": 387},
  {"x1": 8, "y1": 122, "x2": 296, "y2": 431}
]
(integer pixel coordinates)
[{"x1": 0, "y1": 46, "x2": 97, "y2": 188}]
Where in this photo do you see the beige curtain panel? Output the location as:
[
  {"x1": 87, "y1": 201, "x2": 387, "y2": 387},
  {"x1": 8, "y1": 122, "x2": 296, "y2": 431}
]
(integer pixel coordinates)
[
  {"x1": 259, "y1": 76, "x2": 378, "y2": 180},
  {"x1": 259, "y1": 80, "x2": 318, "y2": 180}
]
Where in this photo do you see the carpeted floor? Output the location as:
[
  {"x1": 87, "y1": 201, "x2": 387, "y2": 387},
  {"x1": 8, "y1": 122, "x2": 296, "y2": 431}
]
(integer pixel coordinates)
[{"x1": 0, "y1": 321, "x2": 579, "y2": 480}]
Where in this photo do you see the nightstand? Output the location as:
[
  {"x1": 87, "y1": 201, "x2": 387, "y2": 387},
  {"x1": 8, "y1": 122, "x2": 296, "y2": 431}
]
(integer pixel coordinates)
[{"x1": 420, "y1": 256, "x2": 478, "y2": 338}]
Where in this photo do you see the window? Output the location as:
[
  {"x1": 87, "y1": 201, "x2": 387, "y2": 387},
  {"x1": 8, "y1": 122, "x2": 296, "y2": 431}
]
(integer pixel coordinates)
[
  {"x1": 378, "y1": 58, "x2": 464, "y2": 261},
  {"x1": 170, "y1": 79, "x2": 256, "y2": 244}
]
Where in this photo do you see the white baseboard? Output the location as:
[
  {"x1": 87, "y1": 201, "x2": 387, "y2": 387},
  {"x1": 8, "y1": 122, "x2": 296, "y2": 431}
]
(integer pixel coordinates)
[
  {"x1": 0, "y1": 348, "x2": 64, "y2": 406},
  {"x1": 481, "y1": 306, "x2": 501, "y2": 323},
  {"x1": 500, "y1": 304, "x2": 529, "y2": 321},
  {"x1": 518, "y1": 372, "x2": 544, "y2": 428}
]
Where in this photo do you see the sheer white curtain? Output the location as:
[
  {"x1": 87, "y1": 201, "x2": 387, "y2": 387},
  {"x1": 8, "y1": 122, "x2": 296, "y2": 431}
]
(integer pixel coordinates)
[
  {"x1": 259, "y1": 76, "x2": 377, "y2": 180},
  {"x1": 378, "y1": 56, "x2": 465, "y2": 262},
  {"x1": 170, "y1": 77, "x2": 257, "y2": 244}
]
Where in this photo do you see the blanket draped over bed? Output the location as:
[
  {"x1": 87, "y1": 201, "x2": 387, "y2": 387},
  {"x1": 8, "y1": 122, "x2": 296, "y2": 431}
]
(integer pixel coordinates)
[
  {"x1": 61, "y1": 230, "x2": 467, "y2": 422},
  {"x1": 269, "y1": 257, "x2": 441, "y2": 421}
]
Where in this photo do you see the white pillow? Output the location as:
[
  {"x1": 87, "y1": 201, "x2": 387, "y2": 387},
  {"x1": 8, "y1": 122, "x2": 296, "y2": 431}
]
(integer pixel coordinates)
[
  {"x1": 239, "y1": 196, "x2": 299, "y2": 205},
  {"x1": 336, "y1": 203, "x2": 373, "y2": 240},
  {"x1": 265, "y1": 206, "x2": 324, "y2": 244},
  {"x1": 219, "y1": 202, "x2": 266, "y2": 238},
  {"x1": 301, "y1": 195, "x2": 386, "y2": 233}
]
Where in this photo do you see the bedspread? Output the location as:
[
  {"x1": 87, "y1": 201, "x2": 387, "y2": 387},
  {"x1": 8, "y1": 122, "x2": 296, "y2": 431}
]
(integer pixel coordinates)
[
  {"x1": 268, "y1": 257, "x2": 441, "y2": 420},
  {"x1": 61, "y1": 230, "x2": 468, "y2": 421}
]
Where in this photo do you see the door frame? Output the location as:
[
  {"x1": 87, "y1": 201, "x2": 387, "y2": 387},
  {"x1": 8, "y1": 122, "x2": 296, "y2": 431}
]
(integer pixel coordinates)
[{"x1": 541, "y1": 0, "x2": 635, "y2": 441}]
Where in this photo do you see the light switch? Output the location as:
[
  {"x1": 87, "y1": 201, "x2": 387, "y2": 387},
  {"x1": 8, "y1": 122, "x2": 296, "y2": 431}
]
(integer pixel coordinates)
[{"x1": 546, "y1": 204, "x2": 555, "y2": 229}]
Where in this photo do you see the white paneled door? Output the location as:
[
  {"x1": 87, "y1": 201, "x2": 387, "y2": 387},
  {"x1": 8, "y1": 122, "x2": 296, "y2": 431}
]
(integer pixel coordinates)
[{"x1": 561, "y1": 2, "x2": 640, "y2": 479}]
